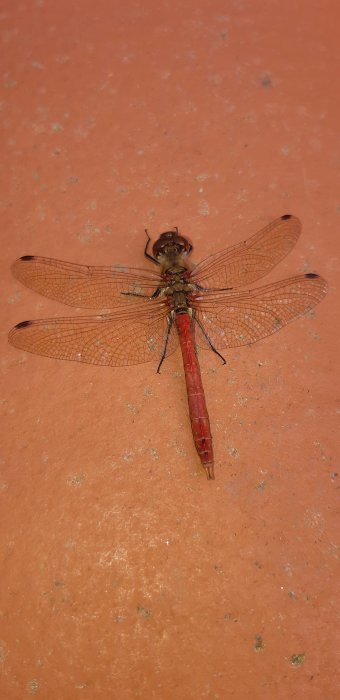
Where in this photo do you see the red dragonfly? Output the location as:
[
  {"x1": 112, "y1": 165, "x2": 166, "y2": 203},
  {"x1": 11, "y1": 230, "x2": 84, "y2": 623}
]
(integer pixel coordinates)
[{"x1": 8, "y1": 214, "x2": 327, "y2": 480}]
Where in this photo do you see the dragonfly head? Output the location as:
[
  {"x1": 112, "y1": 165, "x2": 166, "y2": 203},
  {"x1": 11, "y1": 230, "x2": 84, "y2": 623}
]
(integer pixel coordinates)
[{"x1": 153, "y1": 230, "x2": 192, "y2": 261}]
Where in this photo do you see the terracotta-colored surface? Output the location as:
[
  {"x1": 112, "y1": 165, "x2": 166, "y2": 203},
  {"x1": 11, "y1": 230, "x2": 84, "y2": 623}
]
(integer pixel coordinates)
[{"x1": 1, "y1": 1, "x2": 338, "y2": 698}]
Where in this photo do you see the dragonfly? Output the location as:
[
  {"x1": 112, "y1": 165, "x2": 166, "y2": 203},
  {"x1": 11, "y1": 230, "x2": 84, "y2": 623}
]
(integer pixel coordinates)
[{"x1": 8, "y1": 214, "x2": 327, "y2": 480}]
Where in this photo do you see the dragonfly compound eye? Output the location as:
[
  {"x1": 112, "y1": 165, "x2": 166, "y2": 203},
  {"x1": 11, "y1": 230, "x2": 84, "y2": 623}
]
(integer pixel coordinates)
[{"x1": 153, "y1": 231, "x2": 192, "y2": 258}]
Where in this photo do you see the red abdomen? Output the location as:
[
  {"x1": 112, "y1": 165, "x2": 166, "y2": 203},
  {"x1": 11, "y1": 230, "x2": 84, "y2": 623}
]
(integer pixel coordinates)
[{"x1": 175, "y1": 313, "x2": 214, "y2": 479}]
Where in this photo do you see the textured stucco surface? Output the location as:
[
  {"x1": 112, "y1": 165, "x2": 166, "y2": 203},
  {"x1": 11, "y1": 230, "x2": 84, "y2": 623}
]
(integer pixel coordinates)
[{"x1": 1, "y1": 1, "x2": 338, "y2": 698}]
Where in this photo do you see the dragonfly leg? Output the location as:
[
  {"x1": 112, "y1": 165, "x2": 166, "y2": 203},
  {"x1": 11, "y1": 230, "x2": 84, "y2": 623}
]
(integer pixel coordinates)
[
  {"x1": 144, "y1": 230, "x2": 160, "y2": 265},
  {"x1": 120, "y1": 287, "x2": 161, "y2": 300},
  {"x1": 194, "y1": 283, "x2": 233, "y2": 292},
  {"x1": 194, "y1": 315, "x2": 227, "y2": 365},
  {"x1": 157, "y1": 315, "x2": 173, "y2": 373}
]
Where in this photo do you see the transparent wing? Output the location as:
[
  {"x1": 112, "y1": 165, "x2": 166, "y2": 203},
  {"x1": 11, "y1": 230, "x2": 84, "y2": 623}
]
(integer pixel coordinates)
[
  {"x1": 8, "y1": 299, "x2": 178, "y2": 367},
  {"x1": 11, "y1": 256, "x2": 161, "y2": 309},
  {"x1": 191, "y1": 215, "x2": 302, "y2": 289},
  {"x1": 192, "y1": 274, "x2": 327, "y2": 351}
]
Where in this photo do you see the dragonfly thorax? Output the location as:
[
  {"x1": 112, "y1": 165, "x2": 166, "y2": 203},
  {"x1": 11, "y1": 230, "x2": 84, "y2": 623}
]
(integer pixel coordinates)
[{"x1": 161, "y1": 274, "x2": 197, "y2": 314}]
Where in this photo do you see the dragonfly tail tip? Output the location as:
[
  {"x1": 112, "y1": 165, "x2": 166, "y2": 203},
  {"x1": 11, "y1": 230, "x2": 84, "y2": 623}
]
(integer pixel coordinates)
[{"x1": 205, "y1": 465, "x2": 215, "y2": 480}]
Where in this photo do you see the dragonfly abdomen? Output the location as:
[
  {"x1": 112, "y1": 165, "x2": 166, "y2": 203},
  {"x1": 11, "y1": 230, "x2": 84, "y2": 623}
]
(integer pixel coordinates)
[{"x1": 175, "y1": 312, "x2": 214, "y2": 480}]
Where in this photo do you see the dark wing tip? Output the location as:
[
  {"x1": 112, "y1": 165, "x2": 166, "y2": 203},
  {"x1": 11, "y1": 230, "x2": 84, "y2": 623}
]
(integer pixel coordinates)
[
  {"x1": 305, "y1": 272, "x2": 319, "y2": 279},
  {"x1": 13, "y1": 320, "x2": 32, "y2": 329},
  {"x1": 281, "y1": 214, "x2": 293, "y2": 220},
  {"x1": 19, "y1": 255, "x2": 35, "y2": 261}
]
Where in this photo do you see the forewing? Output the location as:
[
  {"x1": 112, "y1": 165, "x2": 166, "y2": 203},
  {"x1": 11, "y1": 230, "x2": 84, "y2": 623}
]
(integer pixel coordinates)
[
  {"x1": 8, "y1": 299, "x2": 178, "y2": 367},
  {"x1": 191, "y1": 215, "x2": 301, "y2": 289},
  {"x1": 11, "y1": 256, "x2": 161, "y2": 309},
  {"x1": 193, "y1": 274, "x2": 327, "y2": 351}
]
